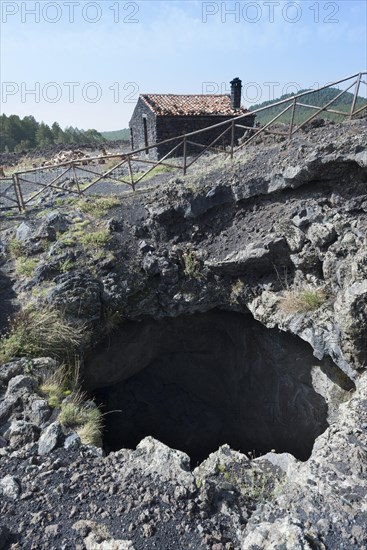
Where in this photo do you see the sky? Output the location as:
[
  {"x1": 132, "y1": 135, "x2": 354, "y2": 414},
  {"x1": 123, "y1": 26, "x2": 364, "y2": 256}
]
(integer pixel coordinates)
[{"x1": 0, "y1": 0, "x2": 366, "y2": 131}]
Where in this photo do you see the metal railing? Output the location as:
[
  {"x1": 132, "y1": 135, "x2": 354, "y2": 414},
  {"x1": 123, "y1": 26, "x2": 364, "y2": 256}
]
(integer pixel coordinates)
[{"x1": 1, "y1": 71, "x2": 366, "y2": 212}]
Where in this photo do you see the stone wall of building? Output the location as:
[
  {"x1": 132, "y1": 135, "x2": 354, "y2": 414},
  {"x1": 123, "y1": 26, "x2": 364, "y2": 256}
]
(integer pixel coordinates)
[
  {"x1": 129, "y1": 99, "x2": 157, "y2": 159},
  {"x1": 129, "y1": 99, "x2": 256, "y2": 160},
  {"x1": 156, "y1": 114, "x2": 256, "y2": 159}
]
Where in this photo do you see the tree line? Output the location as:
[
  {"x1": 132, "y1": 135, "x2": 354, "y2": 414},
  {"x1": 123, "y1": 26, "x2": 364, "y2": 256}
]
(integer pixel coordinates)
[{"x1": 0, "y1": 114, "x2": 106, "y2": 153}]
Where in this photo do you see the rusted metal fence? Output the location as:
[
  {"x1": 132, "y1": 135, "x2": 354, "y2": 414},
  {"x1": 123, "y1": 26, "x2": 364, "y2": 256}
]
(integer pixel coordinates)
[{"x1": 1, "y1": 71, "x2": 366, "y2": 213}]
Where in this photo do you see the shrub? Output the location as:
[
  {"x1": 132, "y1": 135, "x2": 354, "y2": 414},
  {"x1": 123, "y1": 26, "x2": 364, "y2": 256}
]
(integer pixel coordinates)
[
  {"x1": 183, "y1": 251, "x2": 202, "y2": 279},
  {"x1": 0, "y1": 306, "x2": 87, "y2": 365},
  {"x1": 280, "y1": 286, "x2": 326, "y2": 314}
]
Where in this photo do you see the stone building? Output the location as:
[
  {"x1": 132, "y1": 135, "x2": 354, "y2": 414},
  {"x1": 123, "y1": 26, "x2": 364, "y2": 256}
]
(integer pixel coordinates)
[{"x1": 129, "y1": 78, "x2": 256, "y2": 160}]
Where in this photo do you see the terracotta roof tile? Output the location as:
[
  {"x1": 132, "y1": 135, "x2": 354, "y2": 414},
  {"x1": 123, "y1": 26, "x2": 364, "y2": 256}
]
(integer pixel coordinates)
[{"x1": 141, "y1": 94, "x2": 249, "y2": 116}]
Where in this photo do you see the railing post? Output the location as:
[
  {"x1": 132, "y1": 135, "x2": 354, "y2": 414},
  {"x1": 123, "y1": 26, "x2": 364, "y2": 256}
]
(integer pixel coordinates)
[
  {"x1": 127, "y1": 155, "x2": 135, "y2": 191},
  {"x1": 288, "y1": 98, "x2": 297, "y2": 141},
  {"x1": 350, "y1": 73, "x2": 362, "y2": 119},
  {"x1": 12, "y1": 174, "x2": 22, "y2": 212},
  {"x1": 183, "y1": 137, "x2": 187, "y2": 176},
  {"x1": 230, "y1": 120, "x2": 235, "y2": 159},
  {"x1": 72, "y1": 163, "x2": 82, "y2": 196},
  {"x1": 14, "y1": 173, "x2": 25, "y2": 212}
]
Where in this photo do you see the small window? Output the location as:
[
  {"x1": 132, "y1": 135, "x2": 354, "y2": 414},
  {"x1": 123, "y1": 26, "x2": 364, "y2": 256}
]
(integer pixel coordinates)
[
  {"x1": 130, "y1": 128, "x2": 134, "y2": 150},
  {"x1": 143, "y1": 116, "x2": 149, "y2": 154}
]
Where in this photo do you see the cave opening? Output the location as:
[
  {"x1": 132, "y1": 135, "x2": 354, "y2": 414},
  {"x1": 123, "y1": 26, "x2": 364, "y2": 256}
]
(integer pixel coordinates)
[{"x1": 85, "y1": 310, "x2": 332, "y2": 465}]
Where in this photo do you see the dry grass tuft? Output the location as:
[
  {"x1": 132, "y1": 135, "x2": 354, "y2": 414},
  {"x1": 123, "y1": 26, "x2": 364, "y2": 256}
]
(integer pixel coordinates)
[
  {"x1": 279, "y1": 286, "x2": 326, "y2": 314},
  {"x1": 0, "y1": 306, "x2": 87, "y2": 365},
  {"x1": 59, "y1": 391, "x2": 103, "y2": 447},
  {"x1": 39, "y1": 361, "x2": 79, "y2": 408}
]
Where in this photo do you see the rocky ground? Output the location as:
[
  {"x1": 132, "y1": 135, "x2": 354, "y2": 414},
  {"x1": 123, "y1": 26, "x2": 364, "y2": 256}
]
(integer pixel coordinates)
[{"x1": 0, "y1": 117, "x2": 367, "y2": 549}]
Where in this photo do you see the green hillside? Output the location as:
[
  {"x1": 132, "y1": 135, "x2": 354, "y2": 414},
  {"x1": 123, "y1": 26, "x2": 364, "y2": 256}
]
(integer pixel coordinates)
[
  {"x1": 101, "y1": 129, "x2": 130, "y2": 141},
  {"x1": 250, "y1": 87, "x2": 366, "y2": 125}
]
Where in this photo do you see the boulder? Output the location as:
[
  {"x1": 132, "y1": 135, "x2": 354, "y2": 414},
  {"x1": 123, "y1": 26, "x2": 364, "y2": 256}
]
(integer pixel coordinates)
[
  {"x1": 6, "y1": 420, "x2": 40, "y2": 449},
  {"x1": 115, "y1": 436, "x2": 195, "y2": 492},
  {"x1": 183, "y1": 185, "x2": 233, "y2": 219},
  {"x1": 205, "y1": 236, "x2": 290, "y2": 276},
  {"x1": 64, "y1": 432, "x2": 81, "y2": 451},
  {"x1": 44, "y1": 211, "x2": 70, "y2": 233},
  {"x1": 334, "y1": 280, "x2": 367, "y2": 370},
  {"x1": 28, "y1": 398, "x2": 51, "y2": 426},
  {"x1": 38, "y1": 421, "x2": 62, "y2": 456},
  {"x1": 242, "y1": 516, "x2": 314, "y2": 549},
  {"x1": 307, "y1": 222, "x2": 336, "y2": 249},
  {"x1": 6, "y1": 375, "x2": 36, "y2": 397},
  {"x1": 0, "y1": 359, "x2": 25, "y2": 386},
  {"x1": 0, "y1": 475, "x2": 21, "y2": 500},
  {"x1": 16, "y1": 222, "x2": 33, "y2": 242}
]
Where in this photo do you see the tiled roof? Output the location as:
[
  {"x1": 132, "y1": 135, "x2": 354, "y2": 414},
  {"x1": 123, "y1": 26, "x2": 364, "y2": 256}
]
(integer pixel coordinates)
[{"x1": 141, "y1": 94, "x2": 249, "y2": 116}]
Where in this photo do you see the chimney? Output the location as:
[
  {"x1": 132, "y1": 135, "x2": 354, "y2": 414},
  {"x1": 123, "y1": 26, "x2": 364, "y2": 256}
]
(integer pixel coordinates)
[{"x1": 230, "y1": 77, "x2": 242, "y2": 111}]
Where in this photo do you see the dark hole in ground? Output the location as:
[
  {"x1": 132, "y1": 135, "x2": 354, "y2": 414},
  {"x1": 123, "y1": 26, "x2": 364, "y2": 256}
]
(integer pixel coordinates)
[{"x1": 85, "y1": 310, "x2": 334, "y2": 465}]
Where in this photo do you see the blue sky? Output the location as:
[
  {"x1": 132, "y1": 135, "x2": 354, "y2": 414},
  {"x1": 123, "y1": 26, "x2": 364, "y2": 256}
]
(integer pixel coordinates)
[{"x1": 1, "y1": 0, "x2": 366, "y2": 131}]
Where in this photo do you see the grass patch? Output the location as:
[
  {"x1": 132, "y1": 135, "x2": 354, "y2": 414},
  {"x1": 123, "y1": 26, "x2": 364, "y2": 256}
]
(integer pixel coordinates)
[
  {"x1": 185, "y1": 181, "x2": 201, "y2": 194},
  {"x1": 78, "y1": 196, "x2": 120, "y2": 218},
  {"x1": 16, "y1": 257, "x2": 38, "y2": 278},
  {"x1": 79, "y1": 229, "x2": 111, "y2": 251},
  {"x1": 8, "y1": 237, "x2": 40, "y2": 278},
  {"x1": 57, "y1": 233, "x2": 76, "y2": 247},
  {"x1": 134, "y1": 164, "x2": 175, "y2": 183},
  {"x1": 57, "y1": 222, "x2": 111, "y2": 256},
  {"x1": 59, "y1": 258, "x2": 75, "y2": 273},
  {"x1": 8, "y1": 238, "x2": 26, "y2": 259},
  {"x1": 74, "y1": 219, "x2": 90, "y2": 229},
  {"x1": 0, "y1": 307, "x2": 87, "y2": 365},
  {"x1": 280, "y1": 286, "x2": 326, "y2": 314},
  {"x1": 54, "y1": 197, "x2": 77, "y2": 207},
  {"x1": 143, "y1": 164, "x2": 175, "y2": 179}
]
